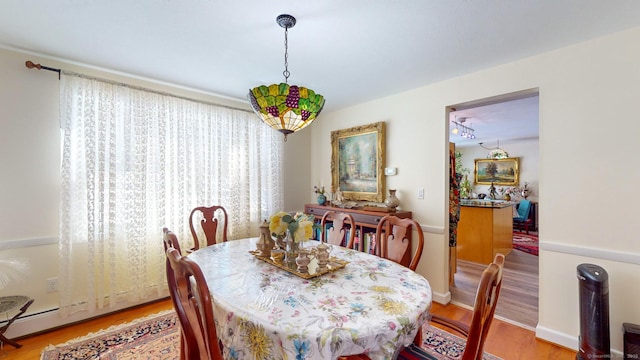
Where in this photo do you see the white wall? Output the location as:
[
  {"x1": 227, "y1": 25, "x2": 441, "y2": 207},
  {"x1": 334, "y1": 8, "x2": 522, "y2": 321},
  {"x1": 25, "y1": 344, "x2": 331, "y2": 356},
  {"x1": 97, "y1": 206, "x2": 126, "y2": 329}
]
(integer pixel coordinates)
[
  {"x1": 309, "y1": 27, "x2": 640, "y2": 352},
  {"x1": 282, "y1": 127, "x2": 313, "y2": 212}
]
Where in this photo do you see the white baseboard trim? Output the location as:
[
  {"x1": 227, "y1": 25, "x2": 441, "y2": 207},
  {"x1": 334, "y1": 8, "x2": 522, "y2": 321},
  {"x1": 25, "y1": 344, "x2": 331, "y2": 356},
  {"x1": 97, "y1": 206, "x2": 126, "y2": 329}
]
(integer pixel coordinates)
[
  {"x1": 536, "y1": 325, "x2": 626, "y2": 357},
  {"x1": 5, "y1": 296, "x2": 167, "y2": 339},
  {"x1": 535, "y1": 325, "x2": 578, "y2": 352},
  {"x1": 431, "y1": 290, "x2": 451, "y2": 305}
]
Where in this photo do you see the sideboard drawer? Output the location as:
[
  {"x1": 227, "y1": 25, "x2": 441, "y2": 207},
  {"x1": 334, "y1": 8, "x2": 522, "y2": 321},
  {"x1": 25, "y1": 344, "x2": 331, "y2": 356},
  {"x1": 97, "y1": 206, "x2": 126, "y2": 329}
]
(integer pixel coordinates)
[
  {"x1": 305, "y1": 206, "x2": 330, "y2": 218},
  {"x1": 351, "y1": 212, "x2": 385, "y2": 225}
]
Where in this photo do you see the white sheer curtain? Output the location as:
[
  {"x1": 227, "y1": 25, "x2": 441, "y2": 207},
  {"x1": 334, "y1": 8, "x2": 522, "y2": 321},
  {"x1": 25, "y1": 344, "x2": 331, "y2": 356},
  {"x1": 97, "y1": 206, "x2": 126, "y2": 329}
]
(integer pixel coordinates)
[{"x1": 59, "y1": 73, "x2": 284, "y2": 316}]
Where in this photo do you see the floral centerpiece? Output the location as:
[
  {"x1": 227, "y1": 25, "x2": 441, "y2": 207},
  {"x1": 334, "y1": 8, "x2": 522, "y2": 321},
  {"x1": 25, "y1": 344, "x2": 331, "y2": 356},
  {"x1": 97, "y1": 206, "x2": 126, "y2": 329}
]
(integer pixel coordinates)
[
  {"x1": 514, "y1": 182, "x2": 532, "y2": 199},
  {"x1": 269, "y1": 211, "x2": 316, "y2": 242},
  {"x1": 498, "y1": 186, "x2": 515, "y2": 201},
  {"x1": 269, "y1": 211, "x2": 318, "y2": 266}
]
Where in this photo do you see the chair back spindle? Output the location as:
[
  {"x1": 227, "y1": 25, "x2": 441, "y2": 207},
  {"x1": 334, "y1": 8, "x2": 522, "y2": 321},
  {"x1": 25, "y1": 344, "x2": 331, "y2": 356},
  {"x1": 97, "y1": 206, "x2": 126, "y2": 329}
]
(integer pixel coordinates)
[
  {"x1": 189, "y1": 205, "x2": 228, "y2": 251},
  {"x1": 375, "y1": 215, "x2": 425, "y2": 271},
  {"x1": 320, "y1": 211, "x2": 356, "y2": 249}
]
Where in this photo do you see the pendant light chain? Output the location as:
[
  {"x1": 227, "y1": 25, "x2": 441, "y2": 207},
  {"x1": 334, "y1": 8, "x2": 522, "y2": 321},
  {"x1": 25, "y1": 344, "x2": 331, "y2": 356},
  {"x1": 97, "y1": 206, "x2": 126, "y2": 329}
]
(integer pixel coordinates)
[{"x1": 283, "y1": 26, "x2": 290, "y2": 83}]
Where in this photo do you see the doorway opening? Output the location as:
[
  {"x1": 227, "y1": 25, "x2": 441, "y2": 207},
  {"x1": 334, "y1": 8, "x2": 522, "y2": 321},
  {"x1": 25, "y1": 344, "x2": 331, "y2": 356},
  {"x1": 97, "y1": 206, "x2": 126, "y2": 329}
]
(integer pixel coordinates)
[{"x1": 447, "y1": 88, "x2": 539, "y2": 329}]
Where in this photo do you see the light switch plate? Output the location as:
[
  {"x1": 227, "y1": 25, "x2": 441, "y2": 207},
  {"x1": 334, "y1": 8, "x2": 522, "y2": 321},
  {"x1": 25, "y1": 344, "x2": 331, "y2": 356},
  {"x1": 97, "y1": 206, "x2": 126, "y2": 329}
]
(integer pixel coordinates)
[{"x1": 384, "y1": 167, "x2": 397, "y2": 176}]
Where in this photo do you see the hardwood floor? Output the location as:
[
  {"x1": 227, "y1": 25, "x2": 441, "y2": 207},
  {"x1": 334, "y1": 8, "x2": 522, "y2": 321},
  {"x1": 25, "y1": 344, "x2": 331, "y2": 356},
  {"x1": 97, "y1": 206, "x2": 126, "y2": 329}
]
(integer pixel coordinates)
[
  {"x1": 431, "y1": 302, "x2": 576, "y2": 360},
  {"x1": 8, "y1": 297, "x2": 575, "y2": 359},
  {"x1": 451, "y1": 247, "x2": 539, "y2": 329}
]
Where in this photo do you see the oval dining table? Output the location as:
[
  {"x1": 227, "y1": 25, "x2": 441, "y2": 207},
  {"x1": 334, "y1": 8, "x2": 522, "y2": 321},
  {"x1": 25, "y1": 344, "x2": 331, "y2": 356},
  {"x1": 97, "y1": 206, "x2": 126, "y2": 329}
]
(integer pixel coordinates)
[{"x1": 188, "y1": 237, "x2": 432, "y2": 360}]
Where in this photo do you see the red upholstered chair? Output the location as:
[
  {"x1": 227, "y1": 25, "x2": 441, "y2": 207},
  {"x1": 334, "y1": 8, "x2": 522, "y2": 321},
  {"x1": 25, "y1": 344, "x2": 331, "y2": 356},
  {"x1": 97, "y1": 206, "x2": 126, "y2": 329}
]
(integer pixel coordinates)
[
  {"x1": 189, "y1": 205, "x2": 228, "y2": 251},
  {"x1": 399, "y1": 253, "x2": 505, "y2": 360},
  {"x1": 166, "y1": 243, "x2": 223, "y2": 360},
  {"x1": 320, "y1": 211, "x2": 356, "y2": 249},
  {"x1": 374, "y1": 215, "x2": 425, "y2": 271}
]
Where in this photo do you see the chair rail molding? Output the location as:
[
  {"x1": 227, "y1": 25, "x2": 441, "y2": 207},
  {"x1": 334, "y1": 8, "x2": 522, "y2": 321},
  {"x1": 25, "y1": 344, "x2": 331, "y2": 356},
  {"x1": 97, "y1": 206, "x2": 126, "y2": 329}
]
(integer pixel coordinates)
[
  {"x1": 0, "y1": 236, "x2": 58, "y2": 250},
  {"x1": 541, "y1": 241, "x2": 640, "y2": 265}
]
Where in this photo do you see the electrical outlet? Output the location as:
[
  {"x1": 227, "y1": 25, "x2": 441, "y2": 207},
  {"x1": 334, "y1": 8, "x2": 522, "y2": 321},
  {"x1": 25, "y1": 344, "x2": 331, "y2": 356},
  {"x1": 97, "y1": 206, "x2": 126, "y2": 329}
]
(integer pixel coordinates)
[
  {"x1": 417, "y1": 187, "x2": 424, "y2": 199},
  {"x1": 47, "y1": 277, "x2": 59, "y2": 293}
]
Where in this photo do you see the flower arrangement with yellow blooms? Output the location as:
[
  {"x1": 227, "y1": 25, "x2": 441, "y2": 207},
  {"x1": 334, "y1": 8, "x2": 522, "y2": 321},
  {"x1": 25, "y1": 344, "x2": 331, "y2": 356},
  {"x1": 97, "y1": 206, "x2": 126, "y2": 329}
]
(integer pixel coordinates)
[{"x1": 269, "y1": 211, "x2": 317, "y2": 242}]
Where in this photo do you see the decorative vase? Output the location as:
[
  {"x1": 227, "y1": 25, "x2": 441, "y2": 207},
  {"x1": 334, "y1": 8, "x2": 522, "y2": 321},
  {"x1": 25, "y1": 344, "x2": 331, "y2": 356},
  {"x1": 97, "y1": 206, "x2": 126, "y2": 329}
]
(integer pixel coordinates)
[
  {"x1": 384, "y1": 189, "x2": 400, "y2": 210},
  {"x1": 295, "y1": 249, "x2": 311, "y2": 273},
  {"x1": 284, "y1": 230, "x2": 300, "y2": 268},
  {"x1": 257, "y1": 220, "x2": 276, "y2": 257},
  {"x1": 504, "y1": 193, "x2": 511, "y2": 201},
  {"x1": 317, "y1": 193, "x2": 327, "y2": 205},
  {"x1": 315, "y1": 242, "x2": 331, "y2": 269},
  {"x1": 521, "y1": 182, "x2": 530, "y2": 199}
]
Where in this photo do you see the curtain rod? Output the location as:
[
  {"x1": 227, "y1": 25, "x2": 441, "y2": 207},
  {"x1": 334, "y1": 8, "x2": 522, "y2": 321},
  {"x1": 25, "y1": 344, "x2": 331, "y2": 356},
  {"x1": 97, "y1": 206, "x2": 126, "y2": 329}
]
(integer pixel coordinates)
[
  {"x1": 24, "y1": 60, "x2": 253, "y2": 114},
  {"x1": 25, "y1": 60, "x2": 61, "y2": 79}
]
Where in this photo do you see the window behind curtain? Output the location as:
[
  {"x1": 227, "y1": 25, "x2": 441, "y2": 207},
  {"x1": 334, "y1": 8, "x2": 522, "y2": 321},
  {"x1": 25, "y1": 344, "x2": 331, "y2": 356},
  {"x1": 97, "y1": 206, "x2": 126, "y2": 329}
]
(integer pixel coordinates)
[{"x1": 58, "y1": 73, "x2": 284, "y2": 316}]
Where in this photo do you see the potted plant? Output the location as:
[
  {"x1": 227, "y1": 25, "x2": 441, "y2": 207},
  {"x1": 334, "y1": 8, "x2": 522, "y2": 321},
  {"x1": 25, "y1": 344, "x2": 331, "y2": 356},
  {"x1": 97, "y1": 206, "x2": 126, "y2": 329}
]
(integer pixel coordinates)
[{"x1": 455, "y1": 151, "x2": 472, "y2": 198}]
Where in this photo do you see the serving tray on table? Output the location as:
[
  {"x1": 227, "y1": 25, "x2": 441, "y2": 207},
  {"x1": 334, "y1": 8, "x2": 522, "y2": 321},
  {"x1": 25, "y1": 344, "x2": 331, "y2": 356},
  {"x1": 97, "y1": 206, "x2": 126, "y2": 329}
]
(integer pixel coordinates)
[{"x1": 249, "y1": 250, "x2": 348, "y2": 279}]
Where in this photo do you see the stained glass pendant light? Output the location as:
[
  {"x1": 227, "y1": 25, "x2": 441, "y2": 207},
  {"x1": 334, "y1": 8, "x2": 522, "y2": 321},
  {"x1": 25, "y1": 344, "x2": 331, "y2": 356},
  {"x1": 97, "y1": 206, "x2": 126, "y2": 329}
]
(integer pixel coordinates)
[{"x1": 248, "y1": 14, "x2": 325, "y2": 141}]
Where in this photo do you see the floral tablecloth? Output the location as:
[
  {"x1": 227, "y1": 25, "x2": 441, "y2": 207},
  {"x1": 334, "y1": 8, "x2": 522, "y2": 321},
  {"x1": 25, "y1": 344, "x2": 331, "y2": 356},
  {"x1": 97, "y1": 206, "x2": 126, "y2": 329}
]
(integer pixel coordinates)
[{"x1": 189, "y1": 238, "x2": 432, "y2": 360}]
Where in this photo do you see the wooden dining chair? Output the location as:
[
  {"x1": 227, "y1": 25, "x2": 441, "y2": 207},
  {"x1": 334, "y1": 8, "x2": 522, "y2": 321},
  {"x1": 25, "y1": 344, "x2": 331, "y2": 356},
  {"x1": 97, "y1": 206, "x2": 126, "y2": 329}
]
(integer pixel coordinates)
[
  {"x1": 399, "y1": 253, "x2": 505, "y2": 360},
  {"x1": 163, "y1": 228, "x2": 189, "y2": 360},
  {"x1": 189, "y1": 205, "x2": 228, "y2": 251},
  {"x1": 320, "y1": 211, "x2": 356, "y2": 249},
  {"x1": 374, "y1": 215, "x2": 425, "y2": 271},
  {"x1": 166, "y1": 245, "x2": 223, "y2": 360}
]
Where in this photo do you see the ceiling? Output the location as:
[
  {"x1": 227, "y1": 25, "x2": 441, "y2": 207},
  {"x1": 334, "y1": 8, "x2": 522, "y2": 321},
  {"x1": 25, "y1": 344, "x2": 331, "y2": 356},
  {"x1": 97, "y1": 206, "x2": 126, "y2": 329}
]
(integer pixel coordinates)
[
  {"x1": 449, "y1": 94, "x2": 540, "y2": 147},
  {"x1": 2, "y1": 1, "x2": 640, "y2": 144}
]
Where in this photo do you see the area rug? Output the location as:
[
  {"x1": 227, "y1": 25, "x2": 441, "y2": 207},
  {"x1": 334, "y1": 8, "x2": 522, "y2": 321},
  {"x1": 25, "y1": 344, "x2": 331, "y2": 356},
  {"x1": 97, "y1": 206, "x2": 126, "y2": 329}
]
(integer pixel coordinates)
[
  {"x1": 41, "y1": 310, "x2": 180, "y2": 360},
  {"x1": 41, "y1": 310, "x2": 501, "y2": 360},
  {"x1": 398, "y1": 324, "x2": 502, "y2": 360},
  {"x1": 512, "y1": 232, "x2": 539, "y2": 256}
]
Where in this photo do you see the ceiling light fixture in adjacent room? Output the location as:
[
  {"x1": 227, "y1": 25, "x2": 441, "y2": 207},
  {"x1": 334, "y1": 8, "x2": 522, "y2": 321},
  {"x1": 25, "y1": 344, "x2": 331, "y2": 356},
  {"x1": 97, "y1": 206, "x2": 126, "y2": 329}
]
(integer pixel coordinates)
[
  {"x1": 479, "y1": 140, "x2": 510, "y2": 159},
  {"x1": 248, "y1": 14, "x2": 325, "y2": 141},
  {"x1": 451, "y1": 117, "x2": 475, "y2": 139}
]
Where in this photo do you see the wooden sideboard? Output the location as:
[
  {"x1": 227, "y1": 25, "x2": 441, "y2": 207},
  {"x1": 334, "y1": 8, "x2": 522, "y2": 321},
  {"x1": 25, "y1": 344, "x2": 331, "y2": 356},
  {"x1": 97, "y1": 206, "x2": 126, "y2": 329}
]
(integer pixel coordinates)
[{"x1": 304, "y1": 204, "x2": 413, "y2": 267}]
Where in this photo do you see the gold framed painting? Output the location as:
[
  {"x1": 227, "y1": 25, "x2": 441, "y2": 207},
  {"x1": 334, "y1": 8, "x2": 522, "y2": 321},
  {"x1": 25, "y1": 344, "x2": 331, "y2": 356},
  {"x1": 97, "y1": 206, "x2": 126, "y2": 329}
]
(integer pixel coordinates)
[
  {"x1": 474, "y1": 157, "x2": 519, "y2": 186},
  {"x1": 331, "y1": 122, "x2": 385, "y2": 202}
]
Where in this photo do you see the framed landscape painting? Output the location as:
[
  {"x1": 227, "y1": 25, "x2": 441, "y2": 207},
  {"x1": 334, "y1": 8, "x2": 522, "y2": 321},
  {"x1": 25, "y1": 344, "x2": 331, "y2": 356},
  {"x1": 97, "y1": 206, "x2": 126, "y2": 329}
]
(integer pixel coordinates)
[
  {"x1": 331, "y1": 122, "x2": 385, "y2": 202},
  {"x1": 474, "y1": 157, "x2": 519, "y2": 186}
]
